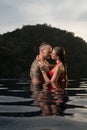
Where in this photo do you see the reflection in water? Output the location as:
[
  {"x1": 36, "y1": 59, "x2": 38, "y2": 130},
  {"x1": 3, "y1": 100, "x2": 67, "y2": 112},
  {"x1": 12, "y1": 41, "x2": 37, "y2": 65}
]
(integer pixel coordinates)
[
  {"x1": 30, "y1": 82, "x2": 69, "y2": 116},
  {"x1": 0, "y1": 79, "x2": 87, "y2": 119},
  {"x1": 0, "y1": 79, "x2": 87, "y2": 130}
]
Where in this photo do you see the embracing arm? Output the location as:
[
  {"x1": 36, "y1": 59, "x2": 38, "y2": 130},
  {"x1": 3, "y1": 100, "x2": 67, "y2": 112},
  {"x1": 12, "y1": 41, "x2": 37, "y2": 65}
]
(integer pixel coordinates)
[
  {"x1": 38, "y1": 62, "x2": 50, "y2": 82},
  {"x1": 40, "y1": 65, "x2": 61, "y2": 83},
  {"x1": 41, "y1": 70, "x2": 50, "y2": 82},
  {"x1": 50, "y1": 65, "x2": 61, "y2": 82}
]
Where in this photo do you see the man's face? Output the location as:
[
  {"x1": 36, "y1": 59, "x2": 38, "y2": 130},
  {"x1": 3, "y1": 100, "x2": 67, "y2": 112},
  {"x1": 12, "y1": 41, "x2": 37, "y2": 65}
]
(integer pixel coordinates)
[{"x1": 42, "y1": 46, "x2": 52, "y2": 59}]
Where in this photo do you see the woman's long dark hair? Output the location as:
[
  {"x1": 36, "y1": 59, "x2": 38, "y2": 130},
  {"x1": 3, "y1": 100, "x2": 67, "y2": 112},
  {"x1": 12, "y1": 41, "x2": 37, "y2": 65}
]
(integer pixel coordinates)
[{"x1": 53, "y1": 47, "x2": 68, "y2": 87}]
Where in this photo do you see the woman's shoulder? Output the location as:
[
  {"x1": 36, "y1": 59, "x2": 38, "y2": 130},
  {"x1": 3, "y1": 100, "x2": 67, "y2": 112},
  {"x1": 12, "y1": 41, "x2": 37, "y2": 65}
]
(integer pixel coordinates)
[
  {"x1": 55, "y1": 62, "x2": 64, "y2": 71},
  {"x1": 56, "y1": 62, "x2": 63, "y2": 67}
]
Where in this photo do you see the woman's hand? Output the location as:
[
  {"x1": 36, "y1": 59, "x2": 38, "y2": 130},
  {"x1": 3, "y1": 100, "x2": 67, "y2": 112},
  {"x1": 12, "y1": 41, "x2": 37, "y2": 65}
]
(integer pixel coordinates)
[{"x1": 36, "y1": 55, "x2": 45, "y2": 71}]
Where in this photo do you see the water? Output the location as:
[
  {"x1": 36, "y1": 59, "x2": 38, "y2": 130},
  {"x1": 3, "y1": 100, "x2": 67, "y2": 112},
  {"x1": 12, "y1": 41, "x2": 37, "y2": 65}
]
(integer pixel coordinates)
[{"x1": 0, "y1": 78, "x2": 87, "y2": 130}]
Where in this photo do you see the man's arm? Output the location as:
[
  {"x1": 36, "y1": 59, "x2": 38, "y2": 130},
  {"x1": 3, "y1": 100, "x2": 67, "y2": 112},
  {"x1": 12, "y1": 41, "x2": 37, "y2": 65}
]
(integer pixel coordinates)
[{"x1": 30, "y1": 60, "x2": 43, "y2": 83}]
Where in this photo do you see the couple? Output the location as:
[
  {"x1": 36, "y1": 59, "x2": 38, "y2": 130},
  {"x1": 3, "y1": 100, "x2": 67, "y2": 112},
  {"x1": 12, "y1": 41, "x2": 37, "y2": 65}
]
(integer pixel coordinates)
[{"x1": 30, "y1": 42, "x2": 68, "y2": 88}]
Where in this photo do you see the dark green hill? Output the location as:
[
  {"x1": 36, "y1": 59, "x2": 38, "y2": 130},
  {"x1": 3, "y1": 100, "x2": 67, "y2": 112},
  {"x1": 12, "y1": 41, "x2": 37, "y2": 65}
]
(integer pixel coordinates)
[{"x1": 0, "y1": 24, "x2": 87, "y2": 79}]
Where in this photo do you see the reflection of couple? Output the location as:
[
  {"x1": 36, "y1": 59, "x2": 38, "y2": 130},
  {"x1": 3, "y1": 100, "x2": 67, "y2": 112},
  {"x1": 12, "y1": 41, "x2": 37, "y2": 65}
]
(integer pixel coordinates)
[
  {"x1": 30, "y1": 82, "x2": 69, "y2": 116},
  {"x1": 30, "y1": 42, "x2": 68, "y2": 88}
]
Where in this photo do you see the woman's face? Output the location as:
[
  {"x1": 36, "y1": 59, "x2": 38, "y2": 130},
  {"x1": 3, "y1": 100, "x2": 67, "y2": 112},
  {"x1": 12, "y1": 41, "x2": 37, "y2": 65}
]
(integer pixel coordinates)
[{"x1": 51, "y1": 49, "x2": 58, "y2": 60}]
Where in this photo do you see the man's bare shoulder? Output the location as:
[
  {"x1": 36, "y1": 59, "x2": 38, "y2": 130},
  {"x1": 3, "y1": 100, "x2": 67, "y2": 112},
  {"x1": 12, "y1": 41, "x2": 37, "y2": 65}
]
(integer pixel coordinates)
[{"x1": 30, "y1": 59, "x2": 38, "y2": 69}]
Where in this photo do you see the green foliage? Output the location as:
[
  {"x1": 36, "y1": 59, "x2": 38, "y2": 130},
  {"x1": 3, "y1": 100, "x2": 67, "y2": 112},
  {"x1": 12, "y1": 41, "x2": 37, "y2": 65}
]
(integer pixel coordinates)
[{"x1": 0, "y1": 24, "x2": 87, "y2": 79}]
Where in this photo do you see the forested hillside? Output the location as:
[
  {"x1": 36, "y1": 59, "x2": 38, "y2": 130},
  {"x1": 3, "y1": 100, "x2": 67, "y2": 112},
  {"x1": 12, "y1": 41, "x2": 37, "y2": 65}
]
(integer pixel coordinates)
[{"x1": 0, "y1": 24, "x2": 87, "y2": 79}]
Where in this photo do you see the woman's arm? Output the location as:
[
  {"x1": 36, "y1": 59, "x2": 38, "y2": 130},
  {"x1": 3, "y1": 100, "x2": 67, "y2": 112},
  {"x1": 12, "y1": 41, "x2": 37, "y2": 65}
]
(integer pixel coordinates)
[
  {"x1": 41, "y1": 70, "x2": 50, "y2": 82},
  {"x1": 50, "y1": 65, "x2": 61, "y2": 82},
  {"x1": 41, "y1": 64, "x2": 62, "y2": 83},
  {"x1": 37, "y1": 60, "x2": 50, "y2": 82}
]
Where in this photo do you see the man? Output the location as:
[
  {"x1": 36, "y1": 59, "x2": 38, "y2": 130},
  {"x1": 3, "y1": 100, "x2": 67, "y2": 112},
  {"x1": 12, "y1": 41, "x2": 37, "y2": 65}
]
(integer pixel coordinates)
[{"x1": 30, "y1": 42, "x2": 52, "y2": 83}]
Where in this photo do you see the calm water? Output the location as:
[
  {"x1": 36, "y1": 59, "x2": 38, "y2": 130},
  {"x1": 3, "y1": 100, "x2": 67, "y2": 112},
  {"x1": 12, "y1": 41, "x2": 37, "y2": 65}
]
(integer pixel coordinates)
[{"x1": 0, "y1": 78, "x2": 87, "y2": 130}]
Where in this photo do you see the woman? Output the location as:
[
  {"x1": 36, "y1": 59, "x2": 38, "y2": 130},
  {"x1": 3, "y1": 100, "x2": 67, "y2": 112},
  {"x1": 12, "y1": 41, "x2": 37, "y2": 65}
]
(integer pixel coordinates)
[{"x1": 38, "y1": 46, "x2": 68, "y2": 88}]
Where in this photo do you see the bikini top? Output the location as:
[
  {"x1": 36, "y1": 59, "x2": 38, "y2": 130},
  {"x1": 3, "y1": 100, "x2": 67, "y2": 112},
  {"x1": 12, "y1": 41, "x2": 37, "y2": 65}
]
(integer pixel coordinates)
[{"x1": 48, "y1": 61, "x2": 61, "y2": 78}]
